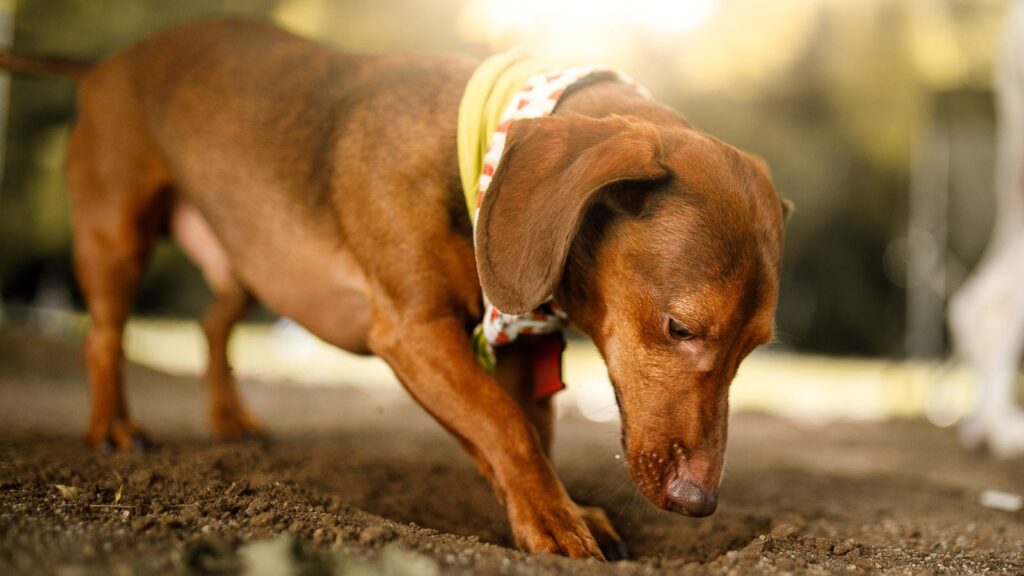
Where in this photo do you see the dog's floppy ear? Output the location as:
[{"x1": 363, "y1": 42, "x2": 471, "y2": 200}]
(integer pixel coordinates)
[{"x1": 476, "y1": 114, "x2": 667, "y2": 314}]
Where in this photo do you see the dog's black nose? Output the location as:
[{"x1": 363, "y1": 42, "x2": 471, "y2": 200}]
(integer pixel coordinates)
[{"x1": 666, "y1": 478, "x2": 718, "y2": 517}]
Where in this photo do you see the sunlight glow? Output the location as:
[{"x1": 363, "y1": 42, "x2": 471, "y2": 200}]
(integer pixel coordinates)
[
  {"x1": 636, "y1": 0, "x2": 719, "y2": 35},
  {"x1": 459, "y1": 0, "x2": 719, "y2": 63}
]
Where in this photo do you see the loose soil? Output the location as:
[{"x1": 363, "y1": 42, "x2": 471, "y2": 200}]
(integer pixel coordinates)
[{"x1": 1, "y1": 328, "x2": 1022, "y2": 575}]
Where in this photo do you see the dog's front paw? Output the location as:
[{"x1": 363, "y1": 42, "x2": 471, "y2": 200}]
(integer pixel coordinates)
[
  {"x1": 578, "y1": 506, "x2": 629, "y2": 560},
  {"x1": 86, "y1": 418, "x2": 150, "y2": 452},
  {"x1": 507, "y1": 496, "x2": 605, "y2": 559}
]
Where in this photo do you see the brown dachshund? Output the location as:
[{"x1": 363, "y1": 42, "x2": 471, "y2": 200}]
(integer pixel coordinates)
[{"x1": 1, "y1": 19, "x2": 788, "y2": 559}]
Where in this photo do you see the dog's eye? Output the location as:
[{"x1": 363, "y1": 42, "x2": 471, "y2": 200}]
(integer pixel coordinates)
[{"x1": 667, "y1": 317, "x2": 695, "y2": 341}]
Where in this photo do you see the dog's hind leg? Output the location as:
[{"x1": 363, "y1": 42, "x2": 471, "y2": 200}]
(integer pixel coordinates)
[
  {"x1": 66, "y1": 118, "x2": 167, "y2": 451},
  {"x1": 171, "y1": 202, "x2": 263, "y2": 441}
]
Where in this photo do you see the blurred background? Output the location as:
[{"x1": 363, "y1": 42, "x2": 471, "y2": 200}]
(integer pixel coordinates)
[{"x1": 0, "y1": 0, "x2": 1014, "y2": 424}]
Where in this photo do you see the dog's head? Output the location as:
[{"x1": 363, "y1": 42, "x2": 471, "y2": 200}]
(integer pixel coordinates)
[{"x1": 476, "y1": 113, "x2": 789, "y2": 517}]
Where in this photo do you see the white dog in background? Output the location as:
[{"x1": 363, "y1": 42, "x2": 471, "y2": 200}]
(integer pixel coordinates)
[{"x1": 948, "y1": 0, "x2": 1024, "y2": 458}]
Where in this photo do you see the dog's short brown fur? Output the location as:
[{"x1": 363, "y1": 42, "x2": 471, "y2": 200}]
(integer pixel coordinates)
[{"x1": 3, "y1": 19, "x2": 788, "y2": 559}]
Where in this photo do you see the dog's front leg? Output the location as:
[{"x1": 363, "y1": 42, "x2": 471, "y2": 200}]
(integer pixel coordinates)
[
  {"x1": 369, "y1": 309, "x2": 604, "y2": 559},
  {"x1": 493, "y1": 338, "x2": 629, "y2": 560}
]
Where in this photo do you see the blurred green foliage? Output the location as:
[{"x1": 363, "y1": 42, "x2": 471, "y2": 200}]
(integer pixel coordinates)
[
  {"x1": 2, "y1": 0, "x2": 278, "y2": 314},
  {"x1": 0, "y1": 0, "x2": 1006, "y2": 356}
]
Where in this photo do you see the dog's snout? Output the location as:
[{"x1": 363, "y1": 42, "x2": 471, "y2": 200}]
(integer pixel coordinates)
[{"x1": 666, "y1": 478, "x2": 719, "y2": 517}]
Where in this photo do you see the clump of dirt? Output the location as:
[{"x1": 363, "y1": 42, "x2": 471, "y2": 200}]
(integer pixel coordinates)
[{"x1": 1, "y1": 328, "x2": 1022, "y2": 574}]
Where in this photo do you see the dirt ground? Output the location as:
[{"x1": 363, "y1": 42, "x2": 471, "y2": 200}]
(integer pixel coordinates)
[{"x1": 1, "y1": 327, "x2": 1022, "y2": 575}]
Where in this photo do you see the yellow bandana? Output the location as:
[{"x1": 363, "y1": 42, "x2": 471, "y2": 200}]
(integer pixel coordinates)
[{"x1": 456, "y1": 48, "x2": 547, "y2": 218}]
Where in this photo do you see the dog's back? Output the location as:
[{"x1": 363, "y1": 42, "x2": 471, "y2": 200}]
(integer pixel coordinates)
[{"x1": 77, "y1": 18, "x2": 473, "y2": 238}]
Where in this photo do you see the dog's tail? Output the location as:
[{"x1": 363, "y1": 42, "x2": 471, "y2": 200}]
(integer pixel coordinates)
[{"x1": 0, "y1": 50, "x2": 92, "y2": 80}]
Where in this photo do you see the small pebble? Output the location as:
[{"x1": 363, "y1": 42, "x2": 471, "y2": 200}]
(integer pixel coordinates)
[
  {"x1": 252, "y1": 511, "x2": 277, "y2": 528},
  {"x1": 741, "y1": 536, "x2": 766, "y2": 557},
  {"x1": 833, "y1": 539, "x2": 856, "y2": 555},
  {"x1": 776, "y1": 557, "x2": 796, "y2": 570},
  {"x1": 854, "y1": 557, "x2": 875, "y2": 570},
  {"x1": 180, "y1": 505, "x2": 202, "y2": 521},
  {"x1": 131, "y1": 516, "x2": 156, "y2": 533},
  {"x1": 979, "y1": 489, "x2": 1023, "y2": 512},
  {"x1": 129, "y1": 469, "x2": 154, "y2": 487},
  {"x1": 225, "y1": 480, "x2": 250, "y2": 497},
  {"x1": 680, "y1": 562, "x2": 702, "y2": 575},
  {"x1": 358, "y1": 525, "x2": 394, "y2": 546},
  {"x1": 771, "y1": 523, "x2": 799, "y2": 540}
]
